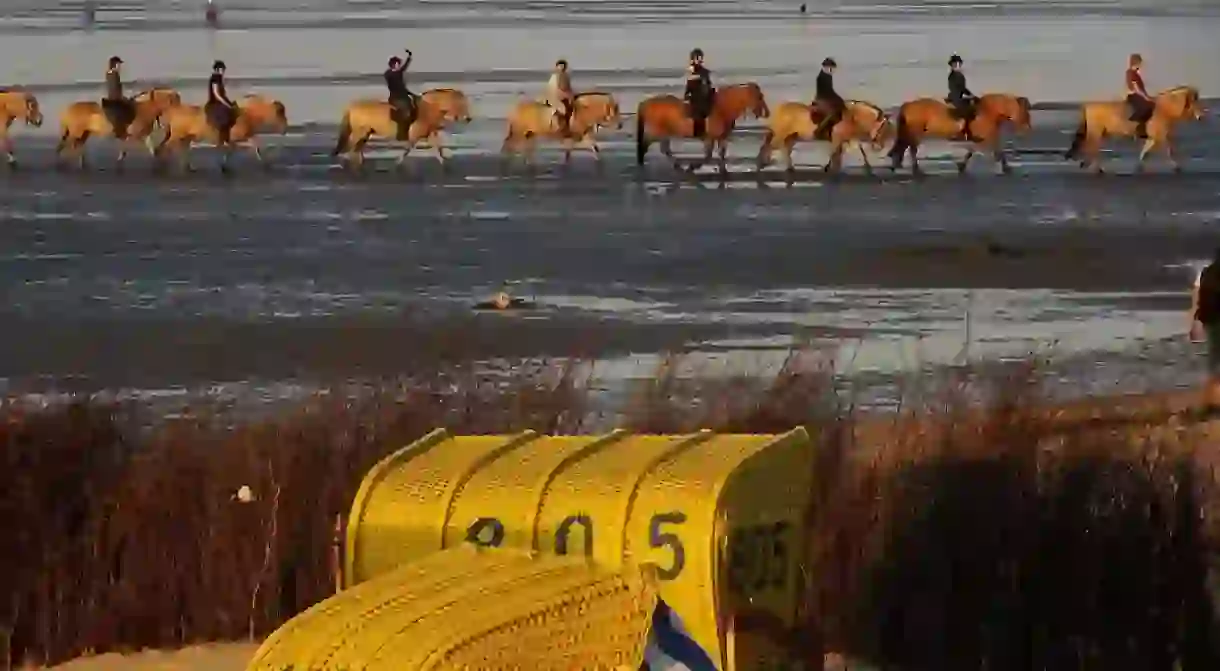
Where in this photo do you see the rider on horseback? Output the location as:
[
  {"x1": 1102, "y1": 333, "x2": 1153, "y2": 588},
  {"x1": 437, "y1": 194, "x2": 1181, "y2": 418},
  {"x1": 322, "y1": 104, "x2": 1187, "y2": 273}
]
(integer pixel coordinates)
[
  {"x1": 546, "y1": 59, "x2": 575, "y2": 136},
  {"x1": 102, "y1": 56, "x2": 136, "y2": 140},
  {"x1": 812, "y1": 58, "x2": 845, "y2": 139},
  {"x1": 385, "y1": 49, "x2": 416, "y2": 140},
  {"x1": 1126, "y1": 53, "x2": 1154, "y2": 139},
  {"x1": 946, "y1": 54, "x2": 978, "y2": 142},
  {"x1": 206, "y1": 60, "x2": 238, "y2": 147},
  {"x1": 684, "y1": 48, "x2": 714, "y2": 138}
]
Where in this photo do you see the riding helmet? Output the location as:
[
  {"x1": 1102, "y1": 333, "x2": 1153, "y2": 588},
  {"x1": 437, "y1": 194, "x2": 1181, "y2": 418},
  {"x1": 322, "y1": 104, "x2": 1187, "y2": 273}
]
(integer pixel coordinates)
[
  {"x1": 388, "y1": 56, "x2": 402, "y2": 67},
  {"x1": 822, "y1": 57, "x2": 837, "y2": 67},
  {"x1": 556, "y1": 58, "x2": 568, "y2": 67},
  {"x1": 212, "y1": 60, "x2": 226, "y2": 71},
  {"x1": 690, "y1": 48, "x2": 704, "y2": 60},
  {"x1": 949, "y1": 54, "x2": 963, "y2": 66},
  {"x1": 108, "y1": 56, "x2": 123, "y2": 66}
]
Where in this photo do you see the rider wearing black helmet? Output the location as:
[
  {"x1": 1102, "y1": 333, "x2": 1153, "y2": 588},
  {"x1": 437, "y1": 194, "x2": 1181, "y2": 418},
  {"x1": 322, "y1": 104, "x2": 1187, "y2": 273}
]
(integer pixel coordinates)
[
  {"x1": 102, "y1": 56, "x2": 136, "y2": 140},
  {"x1": 385, "y1": 49, "x2": 416, "y2": 140},
  {"x1": 684, "y1": 48, "x2": 714, "y2": 138},
  {"x1": 946, "y1": 54, "x2": 978, "y2": 142},
  {"x1": 812, "y1": 57, "x2": 845, "y2": 139},
  {"x1": 205, "y1": 60, "x2": 238, "y2": 147}
]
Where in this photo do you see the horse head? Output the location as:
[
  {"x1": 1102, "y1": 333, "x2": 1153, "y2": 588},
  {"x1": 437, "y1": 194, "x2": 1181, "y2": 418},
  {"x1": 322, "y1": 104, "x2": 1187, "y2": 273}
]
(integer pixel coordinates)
[
  {"x1": 850, "y1": 101, "x2": 892, "y2": 150},
  {"x1": 21, "y1": 92, "x2": 42, "y2": 127},
  {"x1": 1161, "y1": 86, "x2": 1206, "y2": 121},
  {"x1": 979, "y1": 93, "x2": 1032, "y2": 132},
  {"x1": 718, "y1": 83, "x2": 769, "y2": 123},
  {"x1": 578, "y1": 92, "x2": 622, "y2": 131}
]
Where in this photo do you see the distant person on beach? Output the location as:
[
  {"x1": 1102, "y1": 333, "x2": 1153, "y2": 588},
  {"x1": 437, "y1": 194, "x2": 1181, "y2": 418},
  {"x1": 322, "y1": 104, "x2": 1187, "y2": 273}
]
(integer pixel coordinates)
[
  {"x1": 1126, "y1": 53, "x2": 1154, "y2": 139},
  {"x1": 205, "y1": 0, "x2": 219, "y2": 28},
  {"x1": 546, "y1": 59, "x2": 575, "y2": 136},
  {"x1": 206, "y1": 60, "x2": 238, "y2": 147},
  {"x1": 946, "y1": 53, "x2": 978, "y2": 142},
  {"x1": 102, "y1": 56, "x2": 136, "y2": 140},
  {"x1": 811, "y1": 57, "x2": 844, "y2": 139},
  {"x1": 684, "y1": 48, "x2": 714, "y2": 138},
  {"x1": 385, "y1": 50, "x2": 416, "y2": 140},
  {"x1": 1190, "y1": 248, "x2": 1220, "y2": 408}
]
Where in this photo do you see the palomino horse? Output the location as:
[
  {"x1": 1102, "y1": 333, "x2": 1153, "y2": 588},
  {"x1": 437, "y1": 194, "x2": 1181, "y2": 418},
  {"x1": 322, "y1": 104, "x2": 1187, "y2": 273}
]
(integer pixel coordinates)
[
  {"x1": 756, "y1": 100, "x2": 894, "y2": 175},
  {"x1": 0, "y1": 90, "x2": 43, "y2": 168},
  {"x1": 887, "y1": 93, "x2": 1031, "y2": 175},
  {"x1": 154, "y1": 94, "x2": 289, "y2": 173},
  {"x1": 1064, "y1": 85, "x2": 1205, "y2": 173},
  {"x1": 331, "y1": 88, "x2": 473, "y2": 171},
  {"x1": 501, "y1": 92, "x2": 622, "y2": 167},
  {"x1": 636, "y1": 83, "x2": 769, "y2": 174},
  {"x1": 55, "y1": 88, "x2": 182, "y2": 170}
]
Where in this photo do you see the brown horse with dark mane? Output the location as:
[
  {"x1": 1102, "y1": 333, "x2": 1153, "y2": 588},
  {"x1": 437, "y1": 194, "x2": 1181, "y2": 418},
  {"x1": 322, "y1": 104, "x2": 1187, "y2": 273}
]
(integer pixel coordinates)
[
  {"x1": 636, "y1": 83, "x2": 769, "y2": 174},
  {"x1": 56, "y1": 87, "x2": 181, "y2": 171},
  {"x1": 887, "y1": 93, "x2": 1031, "y2": 175},
  {"x1": 1064, "y1": 85, "x2": 1204, "y2": 173}
]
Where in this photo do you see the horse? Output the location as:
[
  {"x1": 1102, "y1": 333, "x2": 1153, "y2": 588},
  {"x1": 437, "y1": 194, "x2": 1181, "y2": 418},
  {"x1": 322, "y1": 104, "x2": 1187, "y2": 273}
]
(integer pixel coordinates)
[
  {"x1": 501, "y1": 92, "x2": 622, "y2": 168},
  {"x1": 0, "y1": 90, "x2": 43, "y2": 168},
  {"x1": 1064, "y1": 85, "x2": 1205, "y2": 173},
  {"x1": 154, "y1": 94, "x2": 289, "y2": 173},
  {"x1": 636, "y1": 82, "x2": 770, "y2": 174},
  {"x1": 756, "y1": 99, "x2": 894, "y2": 175},
  {"x1": 55, "y1": 87, "x2": 182, "y2": 171},
  {"x1": 331, "y1": 87, "x2": 473, "y2": 171},
  {"x1": 886, "y1": 93, "x2": 1031, "y2": 175}
]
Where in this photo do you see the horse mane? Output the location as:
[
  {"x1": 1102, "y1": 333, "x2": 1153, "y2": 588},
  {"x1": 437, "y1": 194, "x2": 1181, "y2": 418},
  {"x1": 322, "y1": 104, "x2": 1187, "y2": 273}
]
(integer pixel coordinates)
[
  {"x1": 574, "y1": 91, "x2": 611, "y2": 102},
  {"x1": 1162, "y1": 85, "x2": 1199, "y2": 100},
  {"x1": 425, "y1": 87, "x2": 461, "y2": 95},
  {"x1": 847, "y1": 99, "x2": 885, "y2": 118}
]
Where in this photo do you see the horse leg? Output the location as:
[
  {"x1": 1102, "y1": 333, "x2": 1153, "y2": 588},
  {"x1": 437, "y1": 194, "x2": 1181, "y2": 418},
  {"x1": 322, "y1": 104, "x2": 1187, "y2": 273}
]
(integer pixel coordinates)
[
  {"x1": 248, "y1": 138, "x2": 271, "y2": 171},
  {"x1": 992, "y1": 139, "x2": 1012, "y2": 175},
  {"x1": 75, "y1": 134, "x2": 91, "y2": 171},
  {"x1": 858, "y1": 143, "x2": 874, "y2": 176},
  {"x1": 908, "y1": 141, "x2": 924, "y2": 177},
  {"x1": 394, "y1": 141, "x2": 414, "y2": 172},
  {"x1": 523, "y1": 134, "x2": 539, "y2": 169},
  {"x1": 784, "y1": 137, "x2": 797, "y2": 174},
  {"x1": 660, "y1": 139, "x2": 680, "y2": 171},
  {"x1": 429, "y1": 132, "x2": 448, "y2": 170},
  {"x1": 1136, "y1": 138, "x2": 1156, "y2": 173},
  {"x1": 0, "y1": 129, "x2": 15, "y2": 168},
  {"x1": 351, "y1": 132, "x2": 372, "y2": 173},
  {"x1": 956, "y1": 145, "x2": 975, "y2": 175},
  {"x1": 1165, "y1": 138, "x2": 1182, "y2": 174}
]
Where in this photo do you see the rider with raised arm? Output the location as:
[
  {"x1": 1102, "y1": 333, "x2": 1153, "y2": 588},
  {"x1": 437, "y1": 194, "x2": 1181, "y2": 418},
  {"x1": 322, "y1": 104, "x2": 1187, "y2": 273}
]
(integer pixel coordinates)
[
  {"x1": 385, "y1": 49, "x2": 416, "y2": 140},
  {"x1": 102, "y1": 56, "x2": 135, "y2": 140},
  {"x1": 812, "y1": 57, "x2": 845, "y2": 139},
  {"x1": 546, "y1": 59, "x2": 575, "y2": 136},
  {"x1": 684, "y1": 48, "x2": 714, "y2": 138},
  {"x1": 206, "y1": 60, "x2": 238, "y2": 147},
  {"x1": 947, "y1": 54, "x2": 978, "y2": 142},
  {"x1": 1126, "y1": 53, "x2": 1154, "y2": 139}
]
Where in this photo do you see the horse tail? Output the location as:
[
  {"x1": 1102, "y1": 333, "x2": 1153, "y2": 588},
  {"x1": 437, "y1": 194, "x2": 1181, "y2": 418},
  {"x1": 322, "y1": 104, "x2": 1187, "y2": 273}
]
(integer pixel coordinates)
[
  {"x1": 757, "y1": 128, "x2": 775, "y2": 168},
  {"x1": 1064, "y1": 113, "x2": 1087, "y2": 160},
  {"x1": 55, "y1": 125, "x2": 70, "y2": 155},
  {"x1": 332, "y1": 111, "x2": 352, "y2": 157},
  {"x1": 887, "y1": 107, "x2": 910, "y2": 162},
  {"x1": 635, "y1": 110, "x2": 649, "y2": 166}
]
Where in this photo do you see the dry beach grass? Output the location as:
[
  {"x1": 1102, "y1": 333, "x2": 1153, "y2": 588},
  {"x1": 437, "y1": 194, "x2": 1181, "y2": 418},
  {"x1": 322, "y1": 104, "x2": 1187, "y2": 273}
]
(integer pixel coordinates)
[{"x1": 3, "y1": 350, "x2": 1220, "y2": 670}]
